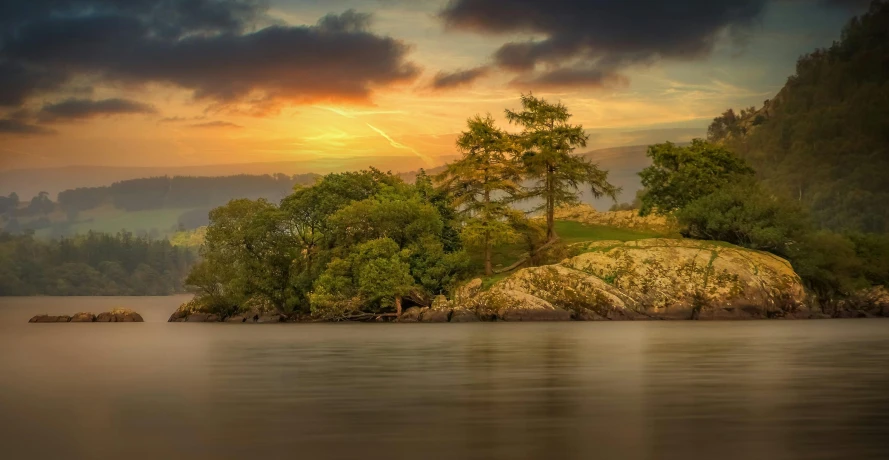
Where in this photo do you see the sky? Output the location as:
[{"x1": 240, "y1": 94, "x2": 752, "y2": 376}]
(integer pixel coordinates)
[{"x1": 0, "y1": 0, "x2": 870, "y2": 172}]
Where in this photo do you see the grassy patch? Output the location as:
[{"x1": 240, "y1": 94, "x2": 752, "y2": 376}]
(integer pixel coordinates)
[
  {"x1": 554, "y1": 220, "x2": 662, "y2": 243},
  {"x1": 36, "y1": 207, "x2": 202, "y2": 238}
]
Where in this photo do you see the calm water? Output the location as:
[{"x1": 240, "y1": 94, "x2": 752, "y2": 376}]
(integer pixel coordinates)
[{"x1": 1, "y1": 296, "x2": 888, "y2": 460}]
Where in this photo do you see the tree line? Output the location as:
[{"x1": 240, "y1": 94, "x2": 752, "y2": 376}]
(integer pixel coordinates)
[
  {"x1": 187, "y1": 94, "x2": 618, "y2": 319},
  {"x1": 0, "y1": 174, "x2": 319, "y2": 235},
  {"x1": 0, "y1": 231, "x2": 198, "y2": 296}
]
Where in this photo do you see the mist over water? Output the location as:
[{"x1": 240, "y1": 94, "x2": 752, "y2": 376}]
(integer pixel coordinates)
[{"x1": 1, "y1": 297, "x2": 888, "y2": 460}]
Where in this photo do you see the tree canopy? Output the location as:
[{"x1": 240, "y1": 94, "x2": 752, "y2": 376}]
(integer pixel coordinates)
[
  {"x1": 638, "y1": 140, "x2": 754, "y2": 216},
  {"x1": 506, "y1": 94, "x2": 618, "y2": 241}
]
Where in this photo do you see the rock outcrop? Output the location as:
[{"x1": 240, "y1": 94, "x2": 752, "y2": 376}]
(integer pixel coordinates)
[
  {"x1": 95, "y1": 308, "x2": 144, "y2": 322},
  {"x1": 831, "y1": 286, "x2": 889, "y2": 318},
  {"x1": 70, "y1": 312, "x2": 96, "y2": 322},
  {"x1": 168, "y1": 298, "x2": 284, "y2": 323},
  {"x1": 28, "y1": 315, "x2": 72, "y2": 323},
  {"x1": 451, "y1": 239, "x2": 809, "y2": 321},
  {"x1": 29, "y1": 309, "x2": 142, "y2": 323}
]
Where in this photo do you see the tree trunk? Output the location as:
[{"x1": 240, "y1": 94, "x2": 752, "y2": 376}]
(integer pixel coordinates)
[
  {"x1": 546, "y1": 166, "x2": 556, "y2": 241},
  {"x1": 484, "y1": 238, "x2": 492, "y2": 276},
  {"x1": 484, "y1": 189, "x2": 493, "y2": 276},
  {"x1": 395, "y1": 295, "x2": 403, "y2": 317}
]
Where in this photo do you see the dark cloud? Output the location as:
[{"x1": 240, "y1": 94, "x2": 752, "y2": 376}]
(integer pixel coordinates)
[
  {"x1": 0, "y1": 2, "x2": 419, "y2": 119},
  {"x1": 431, "y1": 66, "x2": 490, "y2": 89},
  {"x1": 440, "y1": 0, "x2": 772, "y2": 86},
  {"x1": 39, "y1": 98, "x2": 158, "y2": 122},
  {"x1": 0, "y1": 118, "x2": 55, "y2": 136},
  {"x1": 511, "y1": 67, "x2": 630, "y2": 89},
  {"x1": 189, "y1": 120, "x2": 242, "y2": 128}
]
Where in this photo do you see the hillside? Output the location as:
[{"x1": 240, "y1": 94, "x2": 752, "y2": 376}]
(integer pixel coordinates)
[{"x1": 708, "y1": 1, "x2": 889, "y2": 232}]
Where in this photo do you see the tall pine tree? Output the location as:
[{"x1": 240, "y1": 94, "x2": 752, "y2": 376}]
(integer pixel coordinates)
[
  {"x1": 437, "y1": 115, "x2": 522, "y2": 275},
  {"x1": 506, "y1": 94, "x2": 619, "y2": 241}
]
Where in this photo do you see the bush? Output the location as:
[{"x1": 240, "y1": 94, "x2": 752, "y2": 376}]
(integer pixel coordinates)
[{"x1": 676, "y1": 180, "x2": 809, "y2": 257}]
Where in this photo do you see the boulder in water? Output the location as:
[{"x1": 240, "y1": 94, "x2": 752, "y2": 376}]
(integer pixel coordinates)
[
  {"x1": 70, "y1": 312, "x2": 96, "y2": 322},
  {"x1": 28, "y1": 315, "x2": 71, "y2": 323},
  {"x1": 95, "y1": 308, "x2": 144, "y2": 322}
]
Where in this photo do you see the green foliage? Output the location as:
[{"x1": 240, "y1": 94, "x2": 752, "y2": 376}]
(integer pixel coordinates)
[
  {"x1": 437, "y1": 114, "x2": 523, "y2": 274},
  {"x1": 191, "y1": 169, "x2": 472, "y2": 319},
  {"x1": 708, "y1": 1, "x2": 889, "y2": 232},
  {"x1": 506, "y1": 93, "x2": 619, "y2": 240},
  {"x1": 676, "y1": 180, "x2": 810, "y2": 257},
  {"x1": 638, "y1": 140, "x2": 754, "y2": 216},
  {"x1": 0, "y1": 230, "x2": 196, "y2": 295}
]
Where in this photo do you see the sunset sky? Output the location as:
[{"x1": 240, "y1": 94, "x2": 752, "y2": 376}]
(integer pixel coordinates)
[{"x1": 0, "y1": 0, "x2": 869, "y2": 171}]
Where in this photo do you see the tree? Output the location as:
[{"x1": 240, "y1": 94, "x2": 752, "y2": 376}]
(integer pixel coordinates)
[
  {"x1": 638, "y1": 139, "x2": 754, "y2": 216},
  {"x1": 506, "y1": 93, "x2": 618, "y2": 241},
  {"x1": 436, "y1": 115, "x2": 523, "y2": 275},
  {"x1": 676, "y1": 180, "x2": 810, "y2": 256},
  {"x1": 28, "y1": 191, "x2": 54, "y2": 216},
  {"x1": 310, "y1": 238, "x2": 417, "y2": 318}
]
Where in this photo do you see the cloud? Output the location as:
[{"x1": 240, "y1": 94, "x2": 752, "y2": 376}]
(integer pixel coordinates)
[
  {"x1": 0, "y1": 2, "x2": 419, "y2": 114},
  {"x1": 38, "y1": 98, "x2": 158, "y2": 122},
  {"x1": 440, "y1": 0, "x2": 773, "y2": 86},
  {"x1": 189, "y1": 121, "x2": 243, "y2": 129},
  {"x1": 431, "y1": 66, "x2": 490, "y2": 89},
  {"x1": 511, "y1": 67, "x2": 630, "y2": 89},
  {"x1": 0, "y1": 119, "x2": 56, "y2": 136}
]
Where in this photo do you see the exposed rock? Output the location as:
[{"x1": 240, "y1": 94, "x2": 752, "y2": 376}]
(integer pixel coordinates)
[
  {"x1": 28, "y1": 315, "x2": 71, "y2": 323},
  {"x1": 420, "y1": 309, "x2": 451, "y2": 323},
  {"x1": 168, "y1": 308, "x2": 188, "y2": 322},
  {"x1": 398, "y1": 307, "x2": 424, "y2": 323},
  {"x1": 836, "y1": 286, "x2": 889, "y2": 317},
  {"x1": 95, "y1": 308, "x2": 144, "y2": 322},
  {"x1": 419, "y1": 295, "x2": 452, "y2": 322},
  {"x1": 449, "y1": 308, "x2": 479, "y2": 322},
  {"x1": 183, "y1": 313, "x2": 208, "y2": 322},
  {"x1": 256, "y1": 314, "x2": 284, "y2": 323},
  {"x1": 453, "y1": 238, "x2": 807, "y2": 321},
  {"x1": 225, "y1": 314, "x2": 250, "y2": 323},
  {"x1": 454, "y1": 278, "x2": 483, "y2": 301},
  {"x1": 70, "y1": 312, "x2": 96, "y2": 322}
]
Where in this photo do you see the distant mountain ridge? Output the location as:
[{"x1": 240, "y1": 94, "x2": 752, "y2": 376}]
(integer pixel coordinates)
[{"x1": 0, "y1": 155, "x2": 459, "y2": 200}]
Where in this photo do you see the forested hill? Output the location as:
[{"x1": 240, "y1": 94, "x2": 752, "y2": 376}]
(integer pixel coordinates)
[
  {"x1": 0, "y1": 174, "x2": 318, "y2": 237},
  {"x1": 708, "y1": 0, "x2": 889, "y2": 233}
]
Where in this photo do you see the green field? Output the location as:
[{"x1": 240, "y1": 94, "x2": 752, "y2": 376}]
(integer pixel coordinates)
[{"x1": 35, "y1": 207, "x2": 201, "y2": 238}]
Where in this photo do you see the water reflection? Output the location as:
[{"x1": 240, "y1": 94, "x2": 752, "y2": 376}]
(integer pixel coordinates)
[{"x1": 0, "y1": 297, "x2": 888, "y2": 460}]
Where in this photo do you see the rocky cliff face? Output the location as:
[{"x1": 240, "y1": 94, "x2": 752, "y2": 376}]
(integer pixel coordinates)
[{"x1": 439, "y1": 238, "x2": 810, "y2": 321}]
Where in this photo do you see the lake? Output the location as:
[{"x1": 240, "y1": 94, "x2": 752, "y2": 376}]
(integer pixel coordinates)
[{"x1": 1, "y1": 296, "x2": 888, "y2": 460}]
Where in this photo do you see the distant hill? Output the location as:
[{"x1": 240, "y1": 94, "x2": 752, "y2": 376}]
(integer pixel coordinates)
[
  {"x1": 708, "y1": 1, "x2": 889, "y2": 232},
  {"x1": 0, "y1": 155, "x2": 458, "y2": 200},
  {"x1": 0, "y1": 144, "x2": 655, "y2": 237}
]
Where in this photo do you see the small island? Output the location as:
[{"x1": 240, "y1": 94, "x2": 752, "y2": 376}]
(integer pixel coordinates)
[
  {"x1": 168, "y1": 94, "x2": 889, "y2": 323},
  {"x1": 29, "y1": 308, "x2": 144, "y2": 323}
]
